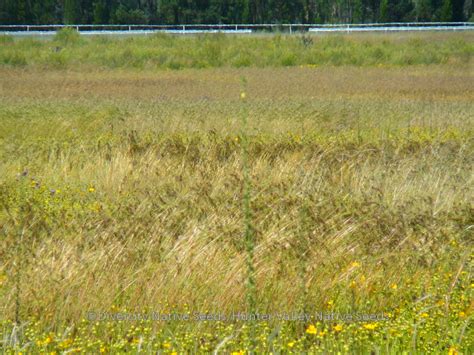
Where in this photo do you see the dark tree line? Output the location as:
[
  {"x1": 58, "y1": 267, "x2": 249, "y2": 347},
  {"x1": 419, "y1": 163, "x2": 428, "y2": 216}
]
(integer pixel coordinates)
[{"x1": 1, "y1": 0, "x2": 472, "y2": 25}]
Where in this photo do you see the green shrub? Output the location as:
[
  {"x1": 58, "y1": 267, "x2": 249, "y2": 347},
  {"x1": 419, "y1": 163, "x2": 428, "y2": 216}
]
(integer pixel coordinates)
[
  {"x1": 0, "y1": 35, "x2": 14, "y2": 45},
  {"x1": 0, "y1": 52, "x2": 27, "y2": 66},
  {"x1": 54, "y1": 27, "x2": 82, "y2": 46},
  {"x1": 201, "y1": 39, "x2": 223, "y2": 67},
  {"x1": 281, "y1": 52, "x2": 297, "y2": 66},
  {"x1": 45, "y1": 51, "x2": 70, "y2": 69},
  {"x1": 231, "y1": 52, "x2": 253, "y2": 67}
]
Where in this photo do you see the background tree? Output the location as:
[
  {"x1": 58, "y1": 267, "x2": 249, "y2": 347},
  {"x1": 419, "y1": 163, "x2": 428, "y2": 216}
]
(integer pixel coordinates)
[
  {"x1": 0, "y1": 0, "x2": 19, "y2": 24},
  {"x1": 414, "y1": 0, "x2": 433, "y2": 20},
  {"x1": 451, "y1": 0, "x2": 465, "y2": 20},
  {"x1": 31, "y1": 0, "x2": 60, "y2": 24},
  {"x1": 353, "y1": 0, "x2": 366, "y2": 23},
  {"x1": 440, "y1": 0, "x2": 453, "y2": 20},
  {"x1": 93, "y1": 0, "x2": 110, "y2": 24},
  {"x1": 112, "y1": 4, "x2": 148, "y2": 23},
  {"x1": 379, "y1": 0, "x2": 389, "y2": 21},
  {"x1": 0, "y1": 0, "x2": 467, "y2": 25},
  {"x1": 64, "y1": 0, "x2": 82, "y2": 23},
  {"x1": 392, "y1": 0, "x2": 415, "y2": 21}
]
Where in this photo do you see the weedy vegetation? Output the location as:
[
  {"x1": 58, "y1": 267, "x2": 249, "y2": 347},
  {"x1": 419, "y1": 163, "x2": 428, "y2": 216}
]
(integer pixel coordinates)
[
  {"x1": 0, "y1": 30, "x2": 473, "y2": 69},
  {"x1": 0, "y1": 31, "x2": 473, "y2": 354}
]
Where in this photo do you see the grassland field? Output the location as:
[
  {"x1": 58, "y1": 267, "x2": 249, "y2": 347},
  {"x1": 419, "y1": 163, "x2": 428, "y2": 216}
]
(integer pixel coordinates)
[{"x1": 0, "y1": 31, "x2": 473, "y2": 354}]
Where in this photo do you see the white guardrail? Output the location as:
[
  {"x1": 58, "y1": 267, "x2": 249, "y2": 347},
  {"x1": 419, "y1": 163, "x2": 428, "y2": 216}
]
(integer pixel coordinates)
[{"x1": 0, "y1": 22, "x2": 473, "y2": 36}]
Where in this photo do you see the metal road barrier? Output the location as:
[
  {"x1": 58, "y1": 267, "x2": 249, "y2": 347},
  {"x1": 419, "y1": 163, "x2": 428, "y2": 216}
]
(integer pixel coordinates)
[
  {"x1": 0, "y1": 23, "x2": 473, "y2": 36},
  {"x1": 309, "y1": 24, "x2": 474, "y2": 33},
  {"x1": 1, "y1": 29, "x2": 254, "y2": 36}
]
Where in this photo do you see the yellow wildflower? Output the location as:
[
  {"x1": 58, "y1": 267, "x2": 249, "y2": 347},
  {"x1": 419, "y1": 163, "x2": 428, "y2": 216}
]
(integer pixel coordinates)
[
  {"x1": 363, "y1": 323, "x2": 378, "y2": 330},
  {"x1": 350, "y1": 261, "x2": 361, "y2": 268},
  {"x1": 420, "y1": 312, "x2": 429, "y2": 318},
  {"x1": 391, "y1": 283, "x2": 398, "y2": 290},
  {"x1": 231, "y1": 351, "x2": 245, "y2": 355},
  {"x1": 240, "y1": 92, "x2": 246, "y2": 100},
  {"x1": 163, "y1": 342, "x2": 171, "y2": 349},
  {"x1": 59, "y1": 339, "x2": 73, "y2": 349},
  {"x1": 333, "y1": 324, "x2": 343, "y2": 332},
  {"x1": 306, "y1": 324, "x2": 317, "y2": 335},
  {"x1": 287, "y1": 341, "x2": 295, "y2": 348},
  {"x1": 448, "y1": 346, "x2": 458, "y2": 355},
  {"x1": 458, "y1": 311, "x2": 466, "y2": 318},
  {"x1": 88, "y1": 186, "x2": 95, "y2": 193}
]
